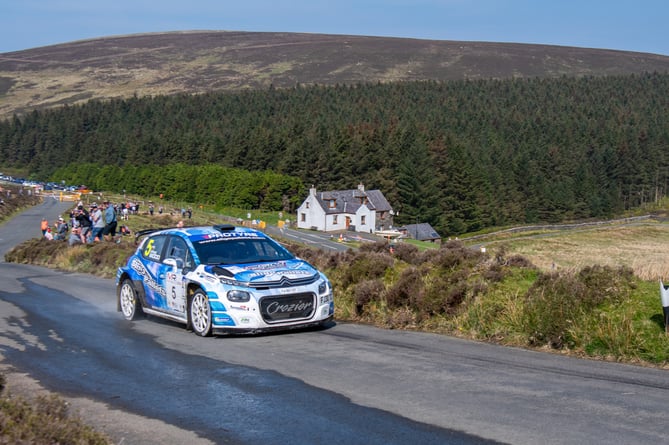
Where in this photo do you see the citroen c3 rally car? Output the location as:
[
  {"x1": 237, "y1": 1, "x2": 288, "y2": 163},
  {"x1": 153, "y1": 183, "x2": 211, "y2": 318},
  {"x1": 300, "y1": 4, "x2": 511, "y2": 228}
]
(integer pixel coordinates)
[{"x1": 116, "y1": 224, "x2": 334, "y2": 336}]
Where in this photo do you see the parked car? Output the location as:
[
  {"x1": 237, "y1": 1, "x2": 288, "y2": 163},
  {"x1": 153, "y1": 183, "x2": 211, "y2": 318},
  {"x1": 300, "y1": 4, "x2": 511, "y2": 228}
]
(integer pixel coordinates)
[{"x1": 116, "y1": 224, "x2": 334, "y2": 336}]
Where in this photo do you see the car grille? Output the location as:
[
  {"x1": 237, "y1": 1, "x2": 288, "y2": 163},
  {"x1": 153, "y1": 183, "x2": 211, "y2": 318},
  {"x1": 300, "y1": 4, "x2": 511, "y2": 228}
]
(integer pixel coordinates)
[
  {"x1": 249, "y1": 273, "x2": 319, "y2": 290},
  {"x1": 260, "y1": 293, "x2": 316, "y2": 323}
]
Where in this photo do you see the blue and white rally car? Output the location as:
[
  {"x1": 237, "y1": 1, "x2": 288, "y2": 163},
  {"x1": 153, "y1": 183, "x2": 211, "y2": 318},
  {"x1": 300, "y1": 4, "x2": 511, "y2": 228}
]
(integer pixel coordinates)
[{"x1": 116, "y1": 224, "x2": 334, "y2": 336}]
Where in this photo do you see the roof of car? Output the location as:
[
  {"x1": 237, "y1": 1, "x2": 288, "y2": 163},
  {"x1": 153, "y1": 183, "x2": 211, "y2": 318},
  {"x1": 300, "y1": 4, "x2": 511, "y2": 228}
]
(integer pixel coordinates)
[{"x1": 136, "y1": 224, "x2": 267, "y2": 242}]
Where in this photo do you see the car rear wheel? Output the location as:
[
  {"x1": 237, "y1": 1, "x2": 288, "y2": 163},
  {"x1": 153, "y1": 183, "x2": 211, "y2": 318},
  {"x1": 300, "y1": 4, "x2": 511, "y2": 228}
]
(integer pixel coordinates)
[
  {"x1": 119, "y1": 279, "x2": 142, "y2": 320},
  {"x1": 189, "y1": 289, "x2": 212, "y2": 337}
]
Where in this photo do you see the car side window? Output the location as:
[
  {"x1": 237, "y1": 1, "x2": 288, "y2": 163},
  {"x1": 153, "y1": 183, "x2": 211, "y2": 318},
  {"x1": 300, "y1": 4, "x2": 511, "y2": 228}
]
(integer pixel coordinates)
[
  {"x1": 165, "y1": 236, "x2": 193, "y2": 269},
  {"x1": 141, "y1": 235, "x2": 167, "y2": 263}
]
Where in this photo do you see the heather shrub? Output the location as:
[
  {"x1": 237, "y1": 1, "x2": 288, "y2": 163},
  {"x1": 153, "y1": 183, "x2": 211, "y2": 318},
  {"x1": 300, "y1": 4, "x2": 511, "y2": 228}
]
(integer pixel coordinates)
[
  {"x1": 385, "y1": 266, "x2": 425, "y2": 309},
  {"x1": 390, "y1": 242, "x2": 419, "y2": 264},
  {"x1": 290, "y1": 244, "x2": 354, "y2": 270},
  {"x1": 483, "y1": 263, "x2": 506, "y2": 282},
  {"x1": 522, "y1": 265, "x2": 636, "y2": 349},
  {"x1": 340, "y1": 251, "x2": 395, "y2": 288},
  {"x1": 353, "y1": 279, "x2": 386, "y2": 315},
  {"x1": 0, "y1": 376, "x2": 111, "y2": 444},
  {"x1": 5, "y1": 238, "x2": 64, "y2": 264},
  {"x1": 438, "y1": 246, "x2": 482, "y2": 269},
  {"x1": 359, "y1": 241, "x2": 391, "y2": 254},
  {"x1": 423, "y1": 275, "x2": 469, "y2": 315},
  {"x1": 504, "y1": 254, "x2": 535, "y2": 268}
]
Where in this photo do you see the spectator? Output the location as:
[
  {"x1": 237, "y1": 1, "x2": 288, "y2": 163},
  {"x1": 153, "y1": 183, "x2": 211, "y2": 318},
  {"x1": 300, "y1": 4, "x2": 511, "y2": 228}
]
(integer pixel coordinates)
[
  {"x1": 90, "y1": 203, "x2": 104, "y2": 242},
  {"x1": 40, "y1": 217, "x2": 49, "y2": 236},
  {"x1": 74, "y1": 205, "x2": 92, "y2": 244},
  {"x1": 44, "y1": 227, "x2": 53, "y2": 240},
  {"x1": 176, "y1": 220, "x2": 184, "y2": 228},
  {"x1": 102, "y1": 201, "x2": 118, "y2": 241},
  {"x1": 119, "y1": 224, "x2": 132, "y2": 236},
  {"x1": 68, "y1": 226, "x2": 83, "y2": 246},
  {"x1": 54, "y1": 217, "x2": 69, "y2": 240}
]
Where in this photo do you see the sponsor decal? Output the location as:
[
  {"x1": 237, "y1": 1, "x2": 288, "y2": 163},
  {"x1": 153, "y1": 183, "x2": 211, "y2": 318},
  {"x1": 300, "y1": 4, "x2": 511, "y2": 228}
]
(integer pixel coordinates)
[
  {"x1": 266, "y1": 300, "x2": 313, "y2": 315},
  {"x1": 230, "y1": 305, "x2": 250, "y2": 311},
  {"x1": 130, "y1": 258, "x2": 166, "y2": 298},
  {"x1": 197, "y1": 232, "x2": 262, "y2": 243},
  {"x1": 242, "y1": 261, "x2": 287, "y2": 271},
  {"x1": 214, "y1": 314, "x2": 236, "y2": 326},
  {"x1": 279, "y1": 287, "x2": 300, "y2": 294},
  {"x1": 247, "y1": 270, "x2": 313, "y2": 279}
]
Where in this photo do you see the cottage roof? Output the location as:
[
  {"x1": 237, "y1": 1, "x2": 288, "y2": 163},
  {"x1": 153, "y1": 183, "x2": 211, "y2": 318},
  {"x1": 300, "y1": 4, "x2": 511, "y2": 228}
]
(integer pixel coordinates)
[
  {"x1": 401, "y1": 223, "x2": 441, "y2": 241},
  {"x1": 313, "y1": 185, "x2": 392, "y2": 214}
]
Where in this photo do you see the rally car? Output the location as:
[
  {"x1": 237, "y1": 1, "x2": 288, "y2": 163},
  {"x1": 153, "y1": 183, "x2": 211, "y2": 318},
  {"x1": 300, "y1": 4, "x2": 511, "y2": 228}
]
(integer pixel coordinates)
[{"x1": 116, "y1": 224, "x2": 334, "y2": 336}]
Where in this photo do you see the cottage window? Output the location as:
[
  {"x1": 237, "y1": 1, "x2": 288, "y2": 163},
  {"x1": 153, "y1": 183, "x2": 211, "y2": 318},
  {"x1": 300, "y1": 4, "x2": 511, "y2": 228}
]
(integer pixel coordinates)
[
  {"x1": 306, "y1": 202, "x2": 310, "y2": 209},
  {"x1": 333, "y1": 215, "x2": 338, "y2": 225},
  {"x1": 329, "y1": 200, "x2": 336, "y2": 208},
  {"x1": 300, "y1": 213, "x2": 306, "y2": 222},
  {"x1": 361, "y1": 215, "x2": 366, "y2": 225}
]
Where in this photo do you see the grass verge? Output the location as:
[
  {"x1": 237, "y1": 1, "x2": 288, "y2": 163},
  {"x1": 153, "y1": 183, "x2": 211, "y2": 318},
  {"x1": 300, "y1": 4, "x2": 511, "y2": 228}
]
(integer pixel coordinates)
[{"x1": 0, "y1": 374, "x2": 111, "y2": 444}]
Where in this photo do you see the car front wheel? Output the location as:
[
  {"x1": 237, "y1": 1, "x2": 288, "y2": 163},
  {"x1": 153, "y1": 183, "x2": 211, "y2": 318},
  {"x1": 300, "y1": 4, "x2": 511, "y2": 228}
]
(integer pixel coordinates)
[
  {"x1": 189, "y1": 289, "x2": 212, "y2": 337},
  {"x1": 119, "y1": 279, "x2": 142, "y2": 320}
]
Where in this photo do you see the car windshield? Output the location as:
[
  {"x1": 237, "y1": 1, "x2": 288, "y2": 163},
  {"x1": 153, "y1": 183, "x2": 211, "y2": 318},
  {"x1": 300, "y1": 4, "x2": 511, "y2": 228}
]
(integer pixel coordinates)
[{"x1": 193, "y1": 237, "x2": 295, "y2": 265}]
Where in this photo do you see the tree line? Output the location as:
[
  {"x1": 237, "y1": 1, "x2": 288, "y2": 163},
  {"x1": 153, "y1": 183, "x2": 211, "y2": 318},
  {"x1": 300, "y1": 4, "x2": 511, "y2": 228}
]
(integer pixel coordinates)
[
  {"x1": 1, "y1": 72, "x2": 668, "y2": 236},
  {"x1": 50, "y1": 163, "x2": 304, "y2": 212}
]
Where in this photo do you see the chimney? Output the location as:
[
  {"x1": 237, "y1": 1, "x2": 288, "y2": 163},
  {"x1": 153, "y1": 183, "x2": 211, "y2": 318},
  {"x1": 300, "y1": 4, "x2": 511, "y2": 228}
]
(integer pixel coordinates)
[{"x1": 357, "y1": 183, "x2": 365, "y2": 192}]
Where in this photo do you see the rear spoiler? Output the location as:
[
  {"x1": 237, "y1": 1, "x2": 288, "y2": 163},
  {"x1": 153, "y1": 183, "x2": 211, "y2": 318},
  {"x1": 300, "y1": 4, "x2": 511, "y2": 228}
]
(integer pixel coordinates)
[{"x1": 133, "y1": 227, "x2": 173, "y2": 241}]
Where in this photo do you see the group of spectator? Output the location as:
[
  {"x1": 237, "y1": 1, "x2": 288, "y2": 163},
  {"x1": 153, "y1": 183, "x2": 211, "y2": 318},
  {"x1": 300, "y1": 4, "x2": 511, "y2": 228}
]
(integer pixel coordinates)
[
  {"x1": 42, "y1": 201, "x2": 120, "y2": 246},
  {"x1": 119, "y1": 201, "x2": 140, "y2": 221},
  {"x1": 41, "y1": 216, "x2": 68, "y2": 241}
]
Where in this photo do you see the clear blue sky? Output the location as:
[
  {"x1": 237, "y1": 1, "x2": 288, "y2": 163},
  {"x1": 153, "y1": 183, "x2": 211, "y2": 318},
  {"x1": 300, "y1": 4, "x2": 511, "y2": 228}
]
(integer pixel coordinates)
[{"x1": 1, "y1": 0, "x2": 667, "y2": 56}]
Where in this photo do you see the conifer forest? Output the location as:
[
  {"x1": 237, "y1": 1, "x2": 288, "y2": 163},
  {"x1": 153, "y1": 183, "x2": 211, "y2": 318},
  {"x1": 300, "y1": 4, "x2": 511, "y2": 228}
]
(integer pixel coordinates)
[{"x1": 1, "y1": 72, "x2": 668, "y2": 236}]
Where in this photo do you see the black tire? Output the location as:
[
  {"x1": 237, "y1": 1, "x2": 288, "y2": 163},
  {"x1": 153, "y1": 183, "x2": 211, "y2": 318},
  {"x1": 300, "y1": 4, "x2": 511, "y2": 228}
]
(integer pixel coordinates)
[
  {"x1": 119, "y1": 279, "x2": 142, "y2": 320},
  {"x1": 189, "y1": 289, "x2": 212, "y2": 337}
]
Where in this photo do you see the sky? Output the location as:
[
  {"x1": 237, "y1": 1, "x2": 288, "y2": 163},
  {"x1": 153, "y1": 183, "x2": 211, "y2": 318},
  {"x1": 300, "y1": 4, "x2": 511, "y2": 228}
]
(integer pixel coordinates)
[{"x1": 1, "y1": 0, "x2": 668, "y2": 56}]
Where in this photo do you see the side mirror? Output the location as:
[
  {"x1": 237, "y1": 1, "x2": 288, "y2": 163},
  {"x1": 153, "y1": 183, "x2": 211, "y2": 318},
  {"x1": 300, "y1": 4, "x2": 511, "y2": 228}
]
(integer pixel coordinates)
[{"x1": 163, "y1": 258, "x2": 184, "y2": 270}]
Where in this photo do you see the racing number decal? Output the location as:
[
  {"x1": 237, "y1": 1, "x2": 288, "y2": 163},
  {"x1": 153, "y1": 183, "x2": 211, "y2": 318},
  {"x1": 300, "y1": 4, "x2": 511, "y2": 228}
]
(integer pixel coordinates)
[
  {"x1": 144, "y1": 239, "x2": 155, "y2": 257},
  {"x1": 166, "y1": 272, "x2": 186, "y2": 313}
]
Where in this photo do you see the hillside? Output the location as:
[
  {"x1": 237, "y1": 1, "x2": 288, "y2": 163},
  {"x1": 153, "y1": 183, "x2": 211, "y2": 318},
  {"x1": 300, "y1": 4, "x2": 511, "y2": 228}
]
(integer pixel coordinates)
[{"x1": 1, "y1": 31, "x2": 669, "y2": 119}]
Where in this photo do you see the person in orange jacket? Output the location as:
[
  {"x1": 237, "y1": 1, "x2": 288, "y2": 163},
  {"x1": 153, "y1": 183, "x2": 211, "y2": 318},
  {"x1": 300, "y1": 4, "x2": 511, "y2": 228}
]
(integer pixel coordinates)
[{"x1": 40, "y1": 217, "x2": 49, "y2": 235}]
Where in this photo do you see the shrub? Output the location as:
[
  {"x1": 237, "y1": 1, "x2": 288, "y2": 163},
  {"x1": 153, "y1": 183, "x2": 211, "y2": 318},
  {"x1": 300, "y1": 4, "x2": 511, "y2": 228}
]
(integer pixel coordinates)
[
  {"x1": 423, "y1": 275, "x2": 469, "y2": 315},
  {"x1": 289, "y1": 244, "x2": 355, "y2": 271},
  {"x1": 391, "y1": 242, "x2": 419, "y2": 264},
  {"x1": 340, "y1": 251, "x2": 395, "y2": 288},
  {"x1": 522, "y1": 265, "x2": 636, "y2": 349},
  {"x1": 353, "y1": 279, "x2": 386, "y2": 315},
  {"x1": 385, "y1": 266, "x2": 425, "y2": 309},
  {"x1": 0, "y1": 375, "x2": 111, "y2": 444}
]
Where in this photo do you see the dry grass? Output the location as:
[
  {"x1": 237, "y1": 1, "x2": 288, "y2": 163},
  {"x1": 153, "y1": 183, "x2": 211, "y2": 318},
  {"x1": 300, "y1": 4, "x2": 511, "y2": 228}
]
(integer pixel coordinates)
[
  {"x1": 479, "y1": 222, "x2": 669, "y2": 281},
  {"x1": 0, "y1": 374, "x2": 111, "y2": 444}
]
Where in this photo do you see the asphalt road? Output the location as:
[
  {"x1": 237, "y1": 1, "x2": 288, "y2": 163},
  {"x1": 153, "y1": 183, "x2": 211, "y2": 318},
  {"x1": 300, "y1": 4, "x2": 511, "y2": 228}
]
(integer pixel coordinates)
[{"x1": 2, "y1": 201, "x2": 669, "y2": 444}]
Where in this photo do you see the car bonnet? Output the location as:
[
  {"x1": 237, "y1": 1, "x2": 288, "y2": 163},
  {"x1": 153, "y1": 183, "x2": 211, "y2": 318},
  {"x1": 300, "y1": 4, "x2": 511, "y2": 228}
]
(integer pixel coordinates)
[{"x1": 205, "y1": 259, "x2": 319, "y2": 285}]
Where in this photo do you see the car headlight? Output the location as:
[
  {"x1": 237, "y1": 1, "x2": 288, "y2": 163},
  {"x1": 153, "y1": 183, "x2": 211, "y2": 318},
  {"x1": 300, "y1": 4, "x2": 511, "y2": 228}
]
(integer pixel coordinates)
[
  {"x1": 318, "y1": 280, "x2": 329, "y2": 295},
  {"x1": 227, "y1": 290, "x2": 251, "y2": 302}
]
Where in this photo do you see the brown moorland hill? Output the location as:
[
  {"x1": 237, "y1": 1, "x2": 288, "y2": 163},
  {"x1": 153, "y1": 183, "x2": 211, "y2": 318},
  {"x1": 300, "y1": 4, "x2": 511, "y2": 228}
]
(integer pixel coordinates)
[{"x1": 1, "y1": 30, "x2": 669, "y2": 119}]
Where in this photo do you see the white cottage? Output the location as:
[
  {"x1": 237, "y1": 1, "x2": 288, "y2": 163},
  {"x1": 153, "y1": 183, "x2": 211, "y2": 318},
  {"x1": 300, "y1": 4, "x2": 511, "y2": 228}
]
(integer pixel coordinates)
[{"x1": 297, "y1": 183, "x2": 394, "y2": 233}]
